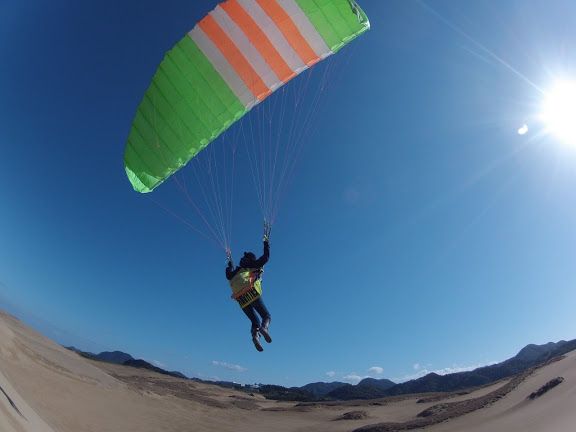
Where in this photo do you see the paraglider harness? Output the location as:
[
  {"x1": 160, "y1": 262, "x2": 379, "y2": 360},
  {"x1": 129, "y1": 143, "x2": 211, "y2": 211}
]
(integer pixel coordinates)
[
  {"x1": 227, "y1": 221, "x2": 270, "y2": 308},
  {"x1": 230, "y1": 268, "x2": 264, "y2": 308}
]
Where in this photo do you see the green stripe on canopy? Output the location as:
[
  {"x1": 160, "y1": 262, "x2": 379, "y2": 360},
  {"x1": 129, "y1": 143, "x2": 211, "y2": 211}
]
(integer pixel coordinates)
[
  {"x1": 125, "y1": 36, "x2": 247, "y2": 193},
  {"x1": 295, "y1": 0, "x2": 370, "y2": 53}
]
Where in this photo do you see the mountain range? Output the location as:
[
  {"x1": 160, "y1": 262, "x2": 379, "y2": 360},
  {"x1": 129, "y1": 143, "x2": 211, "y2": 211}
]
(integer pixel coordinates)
[
  {"x1": 67, "y1": 338, "x2": 576, "y2": 401},
  {"x1": 315, "y1": 339, "x2": 576, "y2": 400},
  {"x1": 66, "y1": 347, "x2": 187, "y2": 379}
]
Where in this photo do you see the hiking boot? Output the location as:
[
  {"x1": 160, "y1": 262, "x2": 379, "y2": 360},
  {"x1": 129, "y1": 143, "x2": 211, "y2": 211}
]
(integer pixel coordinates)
[
  {"x1": 252, "y1": 333, "x2": 263, "y2": 352},
  {"x1": 259, "y1": 325, "x2": 272, "y2": 344}
]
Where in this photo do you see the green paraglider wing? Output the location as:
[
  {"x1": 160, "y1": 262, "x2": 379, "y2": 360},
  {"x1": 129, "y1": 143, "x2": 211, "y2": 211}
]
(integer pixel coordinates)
[{"x1": 124, "y1": 0, "x2": 370, "y2": 193}]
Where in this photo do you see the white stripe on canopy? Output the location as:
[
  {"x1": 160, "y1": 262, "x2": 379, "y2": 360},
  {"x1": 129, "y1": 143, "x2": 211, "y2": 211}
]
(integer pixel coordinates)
[
  {"x1": 236, "y1": 0, "x2": 307, "y2": 74},
  {"x1": 211, "y1": 5, "x2": 281, "y2": 91},
  {"x1": 276, "y1": 0, "x2": 332, "y2": 59},
  {"x1": 188, "y1": 26, "x2": 256, "y2": 109}
]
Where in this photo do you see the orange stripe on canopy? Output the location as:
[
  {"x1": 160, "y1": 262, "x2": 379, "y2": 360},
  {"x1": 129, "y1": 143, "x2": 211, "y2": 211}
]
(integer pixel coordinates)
[
  {"x1": 255, "y1": 0, "x2": 320, "y2": 67},
  {"x1": 199, "y1": 14, "x2": 271, "y2": 101},
  {"x1": 221, "y1": 0, "x2": 296, "y2": 83}
]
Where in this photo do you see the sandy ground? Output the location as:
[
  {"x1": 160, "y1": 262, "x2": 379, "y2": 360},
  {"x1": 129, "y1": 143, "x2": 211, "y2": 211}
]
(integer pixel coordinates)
[
  {"x1": 417, "y1": 349, "x2": 576, "y2": 432},
  {"x1": 1, "y1": 310, "x2": 574, "y2": 432}
]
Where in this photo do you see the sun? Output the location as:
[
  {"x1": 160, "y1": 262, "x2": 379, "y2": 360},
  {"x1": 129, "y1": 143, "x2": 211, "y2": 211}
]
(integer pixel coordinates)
[{"x1": 540, "y1": 80, "x2": 576, "y2": 146}]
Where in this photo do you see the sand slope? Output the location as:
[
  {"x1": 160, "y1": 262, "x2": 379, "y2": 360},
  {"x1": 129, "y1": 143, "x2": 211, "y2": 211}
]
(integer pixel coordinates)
[
  {"x1": 1, "y1": 310, "x2": 574, "y2": 432},
  {"x1": 418, "y1": 350, "x2": 576, "y2": 432}
]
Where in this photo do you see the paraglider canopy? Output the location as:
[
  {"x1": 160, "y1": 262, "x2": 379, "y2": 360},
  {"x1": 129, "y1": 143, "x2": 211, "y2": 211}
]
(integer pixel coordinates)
[
  {"x1": 124, "y1": 0, "x2": 370, "y2": 194},
  {"x1": 123, "y1": 0, "x2": 370, "y2": 252}
]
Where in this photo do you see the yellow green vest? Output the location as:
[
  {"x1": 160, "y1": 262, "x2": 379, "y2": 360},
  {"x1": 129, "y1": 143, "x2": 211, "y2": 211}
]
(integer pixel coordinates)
[{"x1": 229, "y1": 268, "x2": 263, "y2": 308}]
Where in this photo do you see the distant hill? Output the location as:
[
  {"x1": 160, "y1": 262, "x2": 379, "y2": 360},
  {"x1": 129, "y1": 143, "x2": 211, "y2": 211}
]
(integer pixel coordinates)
[
  {"x1": 326, "y1": 377, "x2": 396, "y2": 400},
  {"x1": 327, "y1": 381, "x2": 394, "y2": 400},
  {"x1": 258, "y1": 385, "x2": 315, "y2": 402},
  {"x1": 515, "y1": 341, "x2": 567, "y2": 362},
  {"x1": 65, "y1": 347, "x2": 187, "y2": 379},
  {"x1": 358, "y1": 377, "x2": 396, "y2": 391},
  {"x1": 94, "y1": 351, "x2": 134, "y2": 364},
  {"x1": 300, "y1": 381, "x2": 348, "y2": 398}
]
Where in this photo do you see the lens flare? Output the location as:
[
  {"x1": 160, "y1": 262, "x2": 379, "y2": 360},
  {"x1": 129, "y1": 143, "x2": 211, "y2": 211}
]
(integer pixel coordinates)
[
  {"x1": 541, "y1": 80, "x2": 576, "y2": 146},
  {"x1": 517, "y1": 124, "x2": 529, "y2": 135}
]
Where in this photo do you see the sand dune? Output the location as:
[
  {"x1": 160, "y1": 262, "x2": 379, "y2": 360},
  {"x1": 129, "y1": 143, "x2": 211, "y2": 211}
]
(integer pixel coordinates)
[
  {"x1": 417, "y1": 350, "x2": 576, "y2": 432},
  {"x1": 1, "y1": 310, "x2": 574, "y2": 432}
]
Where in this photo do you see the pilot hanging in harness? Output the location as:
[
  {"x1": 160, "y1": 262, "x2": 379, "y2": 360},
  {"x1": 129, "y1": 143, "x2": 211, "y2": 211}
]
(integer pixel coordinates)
[{"x1": 226, "y1": 223, "x2": 272, "y2": 352}]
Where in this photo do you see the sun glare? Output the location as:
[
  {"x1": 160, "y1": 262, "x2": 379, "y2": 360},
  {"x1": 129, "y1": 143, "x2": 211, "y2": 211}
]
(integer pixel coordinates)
[{"x1": 541, "y1": 80, "x2": 576, "y2": 146}]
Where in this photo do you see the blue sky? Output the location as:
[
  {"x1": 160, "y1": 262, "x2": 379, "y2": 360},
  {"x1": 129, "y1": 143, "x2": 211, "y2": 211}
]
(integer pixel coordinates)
[{"x1": 1, "y1": 0, "x2": 576, "y2": 387}]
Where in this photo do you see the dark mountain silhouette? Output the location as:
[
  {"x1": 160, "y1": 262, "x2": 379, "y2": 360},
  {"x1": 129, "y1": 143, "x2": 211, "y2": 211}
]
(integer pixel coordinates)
[
  {"x1": 358, "y1": 377, "x2": 396, "y2": 391},
  {"x1": 515, "y1": 341, "x2": 567, "y2": 362},
  {"x1": 94, "y1": 351, "x2": 134, "y2": 364},
  {"x1": 65, "y1": 347, "x2": 187, "y2": 379},
  {"x1": 327, "y1": 383, "x2": 382, "y2": 400},
  {"x1": 301, "y1": 381, "x2": 348, "y2": 398},
  {"x1": 257, "y1": 385, "x2": 315, "y2": 402},
  {"x1": 321, "y1": 378, "x2": 396, "y2": 400}
]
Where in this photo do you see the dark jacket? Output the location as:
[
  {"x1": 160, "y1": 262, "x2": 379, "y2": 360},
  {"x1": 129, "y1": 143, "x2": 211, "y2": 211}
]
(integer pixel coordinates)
[{"x1": 226, "y1": 241, "x2": 270, "y2": 281}]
